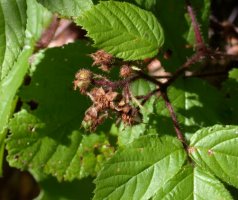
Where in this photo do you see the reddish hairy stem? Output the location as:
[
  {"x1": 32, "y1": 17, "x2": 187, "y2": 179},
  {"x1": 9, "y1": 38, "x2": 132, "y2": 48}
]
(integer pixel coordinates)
[
  {"x1": 161, "y1": 91, "x2": 188, "y2": 148},
  {"x1": 93, "y1": 75, "x2": 138, "y2": 90},
  {"x1": 185, "y1": 0, "x2": 206, "y2": 50},
  {"x1": 136, "y1": 88, "x2": 161, "y2": 105}
]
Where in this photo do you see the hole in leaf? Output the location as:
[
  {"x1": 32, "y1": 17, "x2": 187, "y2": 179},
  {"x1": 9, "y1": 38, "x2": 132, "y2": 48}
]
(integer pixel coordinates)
[
  {"x1": 163, "y1": 49, "x2": 173, "y2": 59},
  {"x1": 14, "y1": 155, "x2": 19, "y2": 160},
  {"x1": 93, "y1": 147, "x2": 101, "y2": 156},
  {"x1": 23, "y1": 75, "x2": 32, "y2": 86},
  {"x1": 226, "y1": 93, "x2": 231, "y2": 98},
  {"x1": 27, "y1": 100, "x2": 38, "y2": 110}
]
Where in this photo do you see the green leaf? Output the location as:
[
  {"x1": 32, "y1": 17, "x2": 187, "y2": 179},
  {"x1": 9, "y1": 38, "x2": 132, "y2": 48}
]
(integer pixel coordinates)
[
  {"x1": 6, "y1": 42, "x2": 114, "y2": 181},
  {"x1": 0, "y1": 0, "x2": 51, "y2": 175},
  {"x1": 153, "y1": 166, "x2": 232, "y2": 200},
  {"x1": 37, "y1": 0, "x2": 93, "y2": 17},
  {"x1": 0, "y1": 0, "x2": 27, "y2": 79},
  {"x1": 76, "y1": 1, "x2": 164, "y2": 61},
  {"x1": 93, "y1": 135, "x2": 186, "y2": 200},
  {"x1": 26, "y1": 0, "x2": 52, "y2": 41},
  {"x1": 0, "y1": 5, "x2": 5, "y2": 66},
  {"x1": 189, "y1": 125, "x2": 238, "y2": 188}
]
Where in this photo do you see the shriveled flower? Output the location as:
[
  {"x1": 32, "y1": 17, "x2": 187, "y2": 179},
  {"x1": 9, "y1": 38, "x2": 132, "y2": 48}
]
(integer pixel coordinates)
[
  {"x1": 89, "y1": 87, "x2": 118, "y2": 109},
  {"x1": 74, "y1": 69, "x2": 92, "y2": 93},
  {"x1": 90, "y1": 50, "x2": 114, "y2": 71},
  {"x1": 120, "y1": 64, "x2": 133, "y2": 78},
  {"x1": 82, "y1": 107, "x2": 108, "y2": 131},
  {"x1": 121, "y1": 107, "x2": 142, "y2": 125}
]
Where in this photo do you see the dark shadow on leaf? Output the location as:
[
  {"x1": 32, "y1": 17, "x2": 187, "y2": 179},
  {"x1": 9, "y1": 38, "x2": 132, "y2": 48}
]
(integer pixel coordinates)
[{"x1": 38, "y1": 175, "x2": 94, "y2": 199}]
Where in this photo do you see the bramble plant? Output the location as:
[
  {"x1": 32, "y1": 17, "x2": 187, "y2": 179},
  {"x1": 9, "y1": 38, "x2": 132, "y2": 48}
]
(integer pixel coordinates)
[{"x1": 1, "y1": 0, "x2": 238, "y2": 199}]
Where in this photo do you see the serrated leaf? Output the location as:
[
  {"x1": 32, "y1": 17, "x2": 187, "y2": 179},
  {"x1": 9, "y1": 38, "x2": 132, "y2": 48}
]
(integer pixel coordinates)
[
  {"x1": 0, "y1": 0, "x2": 27, "y2": 79},
  {"x1": 189, "y1": 125, "x2": 238, "y2": 188},
  {"x1": 0, "y1": 0, "x2": 51, "y2": 174},
  {"x1": 153, "y1": 166, "x2": 232, "y2": 200},
  {"x1": 6, "y1": 42, "x2": 114, "y2": 181},
  {"x1": 0, "y1": 5, "x2": 4, "y2": 66},
  {"x1": 37, "y1": 0, "x2": 93, "y2": 17},
  {"x1": 76, "y1": 1, "x2": 164, "y2": 61},
  {"x1": 108, "y1": 0, "x2": 156, "y2": 10},
  {"x1": 93, "y1": 135, "x2": 186, "y2": 200}
]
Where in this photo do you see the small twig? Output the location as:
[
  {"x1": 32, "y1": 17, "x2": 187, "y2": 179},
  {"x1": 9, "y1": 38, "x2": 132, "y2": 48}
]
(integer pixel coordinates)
[
  {"x1": 93, "y1": 75, "x2": 139, "y2": 90},
  {"x1": 136, "y1": 71, "x2": 163, "y2": 87},
  {"x1": 136, "y1": 88, "x2": 161, "y2": 105},
  {"x1": 228, "y1": 6, "x2": 238, "y2": 23},
  {"x1": 151, "y1": 75, "x2": 172, "y2": 79},
  {"x1": 123, "y1": 83, "x2": 131, "y2": 103},
  {"x1": 161, "y1": 91, "x2": 188, "y2": 149}
]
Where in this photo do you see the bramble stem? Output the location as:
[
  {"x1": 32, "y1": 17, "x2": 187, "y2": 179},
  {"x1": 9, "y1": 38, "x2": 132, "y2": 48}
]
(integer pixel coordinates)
[
  {"x1": 93, "y1": 75, "x2": 138, "y2": 90},
  {"x1": 161, "y1": 91, "x2": 188, "y2": 148},
  {"x1": 136, "y1": 71, "x2": 163, "y2": 87},
  {"x1": 185, "y1": 0, "x2": 206, "y2": 50}
]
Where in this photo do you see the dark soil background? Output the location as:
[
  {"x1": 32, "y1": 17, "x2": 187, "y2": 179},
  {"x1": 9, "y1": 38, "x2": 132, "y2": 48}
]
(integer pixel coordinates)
[{"x1": 0, "y1": 1, "x2": 238, "y2": 199}]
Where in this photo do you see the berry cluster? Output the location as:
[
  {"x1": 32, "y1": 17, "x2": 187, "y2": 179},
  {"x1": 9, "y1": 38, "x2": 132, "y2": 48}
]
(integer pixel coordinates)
[{"x1": 74, "y1": 50, "x2": 142, "y2": 131}]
